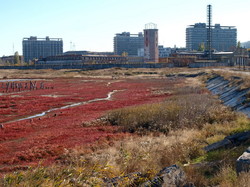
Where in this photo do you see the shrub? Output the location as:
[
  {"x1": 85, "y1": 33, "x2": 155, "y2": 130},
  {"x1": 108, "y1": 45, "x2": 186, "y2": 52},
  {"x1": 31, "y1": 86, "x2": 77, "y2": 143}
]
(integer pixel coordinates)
[{"x1": 105, "y1": 91, "x2": 236, "y2": 134}]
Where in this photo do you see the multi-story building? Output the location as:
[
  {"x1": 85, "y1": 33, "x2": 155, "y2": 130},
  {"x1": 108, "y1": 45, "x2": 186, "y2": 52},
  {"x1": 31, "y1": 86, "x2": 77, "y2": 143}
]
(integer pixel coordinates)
[
  {"x1": 144, "y1": 23, "x2": 159, "y2": 62},
  {"x1": 0, "y1": 55, "x2": 23, "y2": 64},
  {"x1": 186, "y1": 23, "x2": 237, "y2": 52},
  {"x1": 158, "y1": 45, "x2": 171, "y2": 58},
  {"x1": 23, "y1": 36, "x2": 63, "y2": 62},
  {"x1": 114, "y1": 32, "x2": 144, "y2": 56}
]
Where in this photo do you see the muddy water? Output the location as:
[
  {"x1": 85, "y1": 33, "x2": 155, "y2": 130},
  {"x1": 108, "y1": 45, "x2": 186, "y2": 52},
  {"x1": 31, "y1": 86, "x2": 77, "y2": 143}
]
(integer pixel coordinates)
[{"x1": 4, "y1": 90, "x2": 120, "y2": 124}]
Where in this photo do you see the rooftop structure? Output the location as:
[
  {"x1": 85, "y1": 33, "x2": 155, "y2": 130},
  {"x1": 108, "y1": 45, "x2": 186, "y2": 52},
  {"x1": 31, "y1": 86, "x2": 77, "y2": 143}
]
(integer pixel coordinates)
[{"x1": 64, "y1": 51, "x2": 114, "y2": 56}]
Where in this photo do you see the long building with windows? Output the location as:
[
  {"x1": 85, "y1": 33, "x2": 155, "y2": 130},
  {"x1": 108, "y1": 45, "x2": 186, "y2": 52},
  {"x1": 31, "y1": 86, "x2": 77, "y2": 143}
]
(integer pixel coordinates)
[
  {"x1": 113, "y1": 32, "x2": 144, "y2": 56},
  {"x1": 22, "y1": 36, "x2": 63, "y2": 62},
  {"x1": 36, "y1": 54, "x2": 127, "y2": 65},
  {"x1": 186, "y1": 23, "x2": 237, "y2": 52}
]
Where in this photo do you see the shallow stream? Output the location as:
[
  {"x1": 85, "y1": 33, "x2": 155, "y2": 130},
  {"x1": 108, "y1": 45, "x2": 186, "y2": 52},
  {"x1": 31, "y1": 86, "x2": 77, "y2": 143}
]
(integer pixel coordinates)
[{"x1": 4, "y1": 90, "x2": 119, "y2": 124}]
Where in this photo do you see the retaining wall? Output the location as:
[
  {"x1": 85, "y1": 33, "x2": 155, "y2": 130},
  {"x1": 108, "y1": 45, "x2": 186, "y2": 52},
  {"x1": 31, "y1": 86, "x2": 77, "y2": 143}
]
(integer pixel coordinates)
[
  {"x1": 206, "y1": 75, "x2": 250, "y2": 117},
  {"x1": 189, "y1": 62, "x2": 230, "y2": 68}
]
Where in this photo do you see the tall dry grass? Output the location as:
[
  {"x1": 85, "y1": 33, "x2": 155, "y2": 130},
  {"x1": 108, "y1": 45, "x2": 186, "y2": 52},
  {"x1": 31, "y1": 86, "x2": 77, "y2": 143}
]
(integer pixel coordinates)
[
  {"x1": 212, "y1": 69, "x2": 250, "y2": 89},
  {"x1": 105, "y1": 87, "x2": 236, "y2": 134}
]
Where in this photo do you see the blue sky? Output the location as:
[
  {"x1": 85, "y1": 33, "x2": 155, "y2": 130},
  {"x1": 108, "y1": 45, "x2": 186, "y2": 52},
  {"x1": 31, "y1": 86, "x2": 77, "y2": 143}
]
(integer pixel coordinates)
[{"x1": 0, "y1": 0, "x2": 249, "y2": 56}]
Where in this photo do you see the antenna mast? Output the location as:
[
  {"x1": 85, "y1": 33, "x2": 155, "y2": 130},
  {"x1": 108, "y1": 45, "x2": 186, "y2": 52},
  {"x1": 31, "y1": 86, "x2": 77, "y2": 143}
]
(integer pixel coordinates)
[{"x1": 207, "y1": 4, "x2": 212, "y2": 59}]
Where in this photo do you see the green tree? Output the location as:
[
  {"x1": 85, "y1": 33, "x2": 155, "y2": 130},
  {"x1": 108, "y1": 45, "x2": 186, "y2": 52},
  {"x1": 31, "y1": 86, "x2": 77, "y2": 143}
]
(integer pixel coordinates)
[
  {"x1": 14, "y1": 51, "x2": 20, "y2": 65},
  {"x1": 237, "y1": 41, "x2": 241, "y2": 48},
  {"x1": 198, "y1": 43, "x2": 205, "y2": 51}
]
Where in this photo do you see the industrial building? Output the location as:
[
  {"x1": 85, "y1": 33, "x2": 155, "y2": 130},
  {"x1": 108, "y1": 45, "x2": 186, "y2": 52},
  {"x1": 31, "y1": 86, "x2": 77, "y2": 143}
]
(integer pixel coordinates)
[
  {"x1": 36, "y1": 54, "x2": 127, "y2": 65},
  {"x1": 23, "y1": 36, "x2": 63, "y2": 62},
  {"x1": 113, "y1": 32, "x2": 144, "y2": 56},
  {"x1": 144, "y1": 23, "x2": 159, "y2": 62},
  {"x1": 0, "y1": 55, "x2": 23, "y2": 64},
  {"x1": 158, "y1": 45, "x2": 171, "y2": 58},
  {"x1": 186, "y1": 23, "x2": 237, "y2": 52}
]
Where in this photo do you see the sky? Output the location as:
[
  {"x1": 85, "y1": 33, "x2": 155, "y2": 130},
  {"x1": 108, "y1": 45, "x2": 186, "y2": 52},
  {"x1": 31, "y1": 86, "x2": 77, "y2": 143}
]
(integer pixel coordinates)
[{"x1": 0, "y1": 0, "x2": 249, "y2": 56}]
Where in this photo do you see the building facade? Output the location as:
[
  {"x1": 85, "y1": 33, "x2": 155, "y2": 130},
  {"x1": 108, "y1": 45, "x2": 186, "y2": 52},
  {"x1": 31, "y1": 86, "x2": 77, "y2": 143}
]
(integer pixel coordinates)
[
  {"x1": 0, "y1": 55, "x2": 23, "y2": 64},
  {"x1": 158, "y1": 45, "x2": 171, "y2": 58},
  {"x1": 144, "y1": 23, "x2": 159, "y2": 62},
  {"x1": 113, "y1": 32, "x2": 144, "y2": 56},
  {"x1": 23, "y1": 36, "x2": 63, "y2": 62},
  {"x1": 36, "y1": 54, "x2": 127, "y2": 65},
  {"x1": 186, "y1": 23, "x2": 237, "y2": 52}
]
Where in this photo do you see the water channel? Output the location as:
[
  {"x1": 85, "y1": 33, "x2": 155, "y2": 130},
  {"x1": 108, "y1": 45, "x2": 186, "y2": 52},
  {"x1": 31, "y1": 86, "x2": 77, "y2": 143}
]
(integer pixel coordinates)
[{"x1": 3, "y1": 90, "x2": 119, "y2": 124}]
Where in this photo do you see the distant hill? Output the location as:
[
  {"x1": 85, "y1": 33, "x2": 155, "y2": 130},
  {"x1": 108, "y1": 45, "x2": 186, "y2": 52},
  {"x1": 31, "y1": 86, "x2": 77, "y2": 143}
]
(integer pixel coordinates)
[{"x1": 242, "y1": 41, "x2": 250, "y2": 48}]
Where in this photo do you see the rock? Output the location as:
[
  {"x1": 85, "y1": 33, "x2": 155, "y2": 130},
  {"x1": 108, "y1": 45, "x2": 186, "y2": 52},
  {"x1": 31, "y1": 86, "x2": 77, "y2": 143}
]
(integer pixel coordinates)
[
  {"x1": 184, "y1": 183, "x2": 195, "y2": 187},
  {"x1": 204, "y1": 139, "x2": 232, "y2": 152},
  {"x1": 141, "y1": 165, "x2": 186, "y2": 187},
  {"x1": 104, "y1": 172, "x2": 142, "y2": 187},
  {"x1": 236, "y1": 147, "x2": 250, "y2": 174},
  {"x1": 204, "y1": 131, "x2": 250, "y2": 152}
]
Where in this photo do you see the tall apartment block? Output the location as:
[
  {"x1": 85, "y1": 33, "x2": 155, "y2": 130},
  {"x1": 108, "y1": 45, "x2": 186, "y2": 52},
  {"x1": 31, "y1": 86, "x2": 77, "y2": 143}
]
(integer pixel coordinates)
[
  {"x1": 22, "y1": 36, "x2": 63, "y2": 62},
  {"x1": 186, "y1": 23, "x2": 237, "y2": 52},
  {"x1": 144, "y1": 23, "x2": 159, "y2": 62},
  {"x1": 113, "y1": 32, "x2": 144, "y2": 56}
]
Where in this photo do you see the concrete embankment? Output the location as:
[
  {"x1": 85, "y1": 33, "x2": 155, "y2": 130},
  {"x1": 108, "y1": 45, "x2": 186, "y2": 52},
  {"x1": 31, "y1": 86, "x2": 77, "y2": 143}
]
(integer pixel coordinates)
[{"x1": 206, "y1": 75, "x2": 250, "y2": 117}]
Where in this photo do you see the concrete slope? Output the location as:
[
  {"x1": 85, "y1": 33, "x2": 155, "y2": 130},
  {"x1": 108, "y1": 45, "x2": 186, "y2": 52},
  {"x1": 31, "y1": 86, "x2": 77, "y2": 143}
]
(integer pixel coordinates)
[{"x1": 206, "y1": 75, "x2": 250, "y2": 117}]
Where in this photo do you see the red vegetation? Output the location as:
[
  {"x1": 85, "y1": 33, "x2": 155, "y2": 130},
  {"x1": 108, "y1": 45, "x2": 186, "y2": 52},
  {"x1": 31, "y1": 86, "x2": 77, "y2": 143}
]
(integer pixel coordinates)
[{"x1": 0, "y1": 77, "x2": 180, "y2": 173}]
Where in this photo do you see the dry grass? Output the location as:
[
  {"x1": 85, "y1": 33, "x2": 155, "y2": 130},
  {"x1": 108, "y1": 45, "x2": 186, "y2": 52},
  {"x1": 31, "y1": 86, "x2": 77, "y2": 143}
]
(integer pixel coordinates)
[
  {"x1": 0, "y1": 67, "x2": 202, "y2": 79},
  {"x1": 212, "y1": 69, "x2": 250, "y2": 89},
  {"x1": 105, "y1": 87, "x2": 236, "y2": 135},
  {"x1": 187, "y1": 164, "x2": 250, "y2": 187},
  {"x1": 2, "y1": 114, "x2": 248, "y2": 186}
]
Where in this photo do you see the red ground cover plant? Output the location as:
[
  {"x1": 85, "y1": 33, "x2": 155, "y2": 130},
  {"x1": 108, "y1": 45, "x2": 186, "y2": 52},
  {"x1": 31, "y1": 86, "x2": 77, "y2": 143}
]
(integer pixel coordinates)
[{"x1": 0, "y1": 77, "x2": 182, "y2": 174}]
